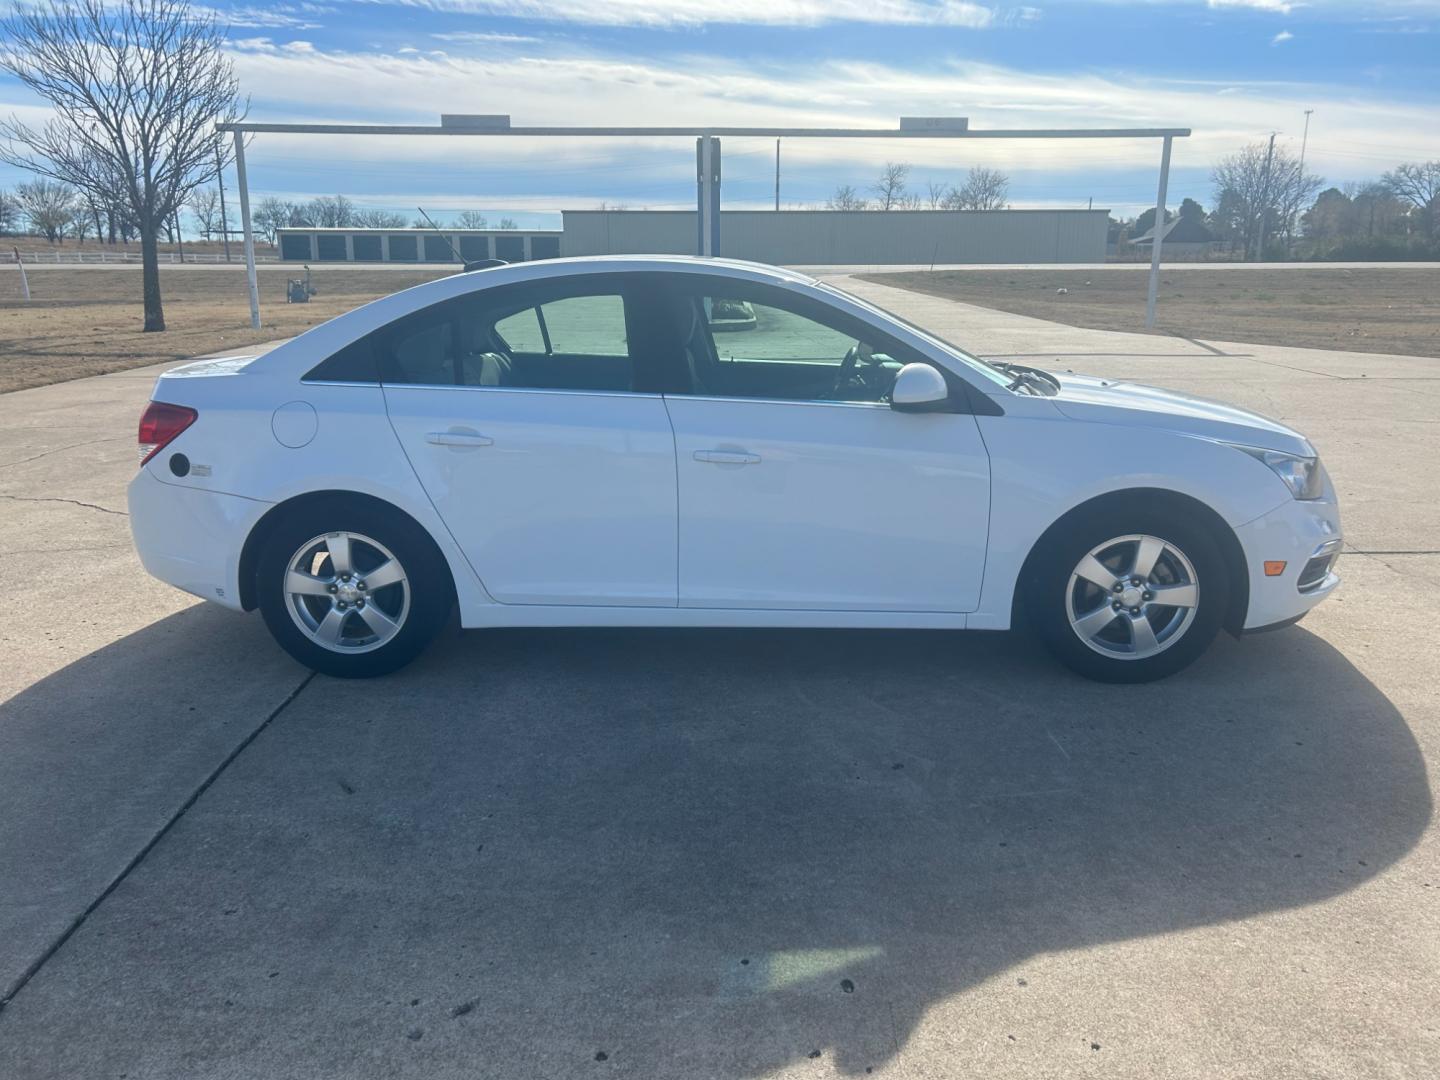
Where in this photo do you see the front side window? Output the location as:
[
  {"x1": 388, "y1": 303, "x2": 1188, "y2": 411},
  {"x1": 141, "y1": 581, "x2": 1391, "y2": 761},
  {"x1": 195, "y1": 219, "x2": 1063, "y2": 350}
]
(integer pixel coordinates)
[
  {"x1": 672, "y1": 285, "x2": 921, "y2": 404},
  {"x1": 379, "y1": 280, "x2": 639, "y2": 393}
]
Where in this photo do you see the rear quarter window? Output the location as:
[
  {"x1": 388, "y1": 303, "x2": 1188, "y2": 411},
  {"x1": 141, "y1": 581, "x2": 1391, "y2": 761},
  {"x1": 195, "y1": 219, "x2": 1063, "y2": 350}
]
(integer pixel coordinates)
[{"x1": 304, "y1": 337, "x2": 378, "y2": 383}]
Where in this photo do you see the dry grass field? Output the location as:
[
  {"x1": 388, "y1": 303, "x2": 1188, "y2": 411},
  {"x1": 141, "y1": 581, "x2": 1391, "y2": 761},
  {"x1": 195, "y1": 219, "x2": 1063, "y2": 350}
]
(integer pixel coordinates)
[
  {"x1": 0, "y1": 264, "x2": 452, "y2": 393},
  {"x1": 861, "y1": 266, "x2": 1440, "y2": 358}
]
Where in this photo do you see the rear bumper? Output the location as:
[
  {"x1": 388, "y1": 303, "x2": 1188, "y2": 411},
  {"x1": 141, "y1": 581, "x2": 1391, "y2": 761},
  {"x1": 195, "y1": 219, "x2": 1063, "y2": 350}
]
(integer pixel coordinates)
[
  {"x1": 127, "y1": 470, "x2": 269, "y2": 610},
  {"x1": 1233, "y1": 495, "x2": 1342, "y2": 631}
]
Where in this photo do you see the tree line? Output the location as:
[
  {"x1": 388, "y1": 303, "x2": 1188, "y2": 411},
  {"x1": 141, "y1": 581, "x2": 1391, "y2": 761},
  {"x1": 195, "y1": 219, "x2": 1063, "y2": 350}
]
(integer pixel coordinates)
[
  {"x1": 1114, "y1": 144, "x2": 1438, "y2": 261},
  {"x1": 0, "y1": 181, "x2": 523, "y2": 246},
  {"x1": 826, "y1": 163, "x2": 1010, "y2": 211}
]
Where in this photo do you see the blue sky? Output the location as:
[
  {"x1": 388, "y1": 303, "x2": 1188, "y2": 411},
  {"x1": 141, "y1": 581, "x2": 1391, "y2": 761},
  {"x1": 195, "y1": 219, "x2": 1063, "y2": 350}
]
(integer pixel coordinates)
[{"x1": 3, "y1": 0, "x2": 1439, "y2": 229}]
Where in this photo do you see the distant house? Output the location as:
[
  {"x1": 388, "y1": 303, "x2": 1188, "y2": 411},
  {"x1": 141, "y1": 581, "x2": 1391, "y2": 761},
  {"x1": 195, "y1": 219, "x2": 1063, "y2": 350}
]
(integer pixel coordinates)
[{"x1": 1125, "y1": 216, "x2": 1219, "y2": 256}]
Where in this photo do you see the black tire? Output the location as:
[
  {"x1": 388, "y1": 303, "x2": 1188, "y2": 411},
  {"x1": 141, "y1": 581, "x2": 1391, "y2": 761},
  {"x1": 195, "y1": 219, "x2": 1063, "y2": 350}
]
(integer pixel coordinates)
[
  {"x1": 1028, "y1": 504, "x2": 1229, "y2": 683},
  {"x1": 256, "y1": 498, "x2": 453, "y2": 678}
]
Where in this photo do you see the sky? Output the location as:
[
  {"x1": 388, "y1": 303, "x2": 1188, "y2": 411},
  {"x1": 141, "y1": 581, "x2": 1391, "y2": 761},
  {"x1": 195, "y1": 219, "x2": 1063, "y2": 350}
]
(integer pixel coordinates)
[{"x1": 2, "y1": 0, "x2": 1438, "y2": 230}]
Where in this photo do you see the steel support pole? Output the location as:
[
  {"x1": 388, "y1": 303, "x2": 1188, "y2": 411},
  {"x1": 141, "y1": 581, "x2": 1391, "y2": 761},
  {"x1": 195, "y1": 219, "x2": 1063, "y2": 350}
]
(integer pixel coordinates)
[
  {"x1": 233, "y1": 131, "x2": 261, "y2": 329},
  {"x1": 1144, "y1": 135, "x2": 1172, "y2": 330},
  {"x1": 700, "y1": 134, "x2": 714, "y2": 256}
]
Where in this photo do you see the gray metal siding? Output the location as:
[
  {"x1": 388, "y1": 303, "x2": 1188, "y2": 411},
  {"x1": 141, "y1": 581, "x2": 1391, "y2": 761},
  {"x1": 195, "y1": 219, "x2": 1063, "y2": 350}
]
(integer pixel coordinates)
[{"x1": 560, "y1": 210, "x2": 1107, "y2": 264}]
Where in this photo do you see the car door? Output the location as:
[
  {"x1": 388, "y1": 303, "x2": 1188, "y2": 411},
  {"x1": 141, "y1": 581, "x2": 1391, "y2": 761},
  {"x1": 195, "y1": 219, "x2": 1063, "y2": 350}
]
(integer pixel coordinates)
[
  {"x1": 660, "y1": 279, "x2": 991, "y2": 612},
  {"x1": 380, "y1": 274, "x2": 679, "y2": 607}
]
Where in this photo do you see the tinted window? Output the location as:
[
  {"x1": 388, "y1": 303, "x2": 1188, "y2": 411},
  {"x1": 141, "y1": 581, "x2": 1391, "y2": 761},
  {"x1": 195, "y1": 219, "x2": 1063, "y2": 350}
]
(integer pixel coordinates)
[
  {"x1": 494, "y1": 307, "x2": 544, "y2": 353},
  {"x1": 305, "y1": 336, "x2": 377, "y2": 383},
  {"x1": 352, "y1": 235, "x2": 382, "y2": 261},
  {"x1": 539, "y1": 295, "x2": 628, "y2": 356},
  {"x1": 671, "y1": 285, "x2": 923, "y2": 404},
  {"x1": 379, "y1": 280, "x2": 640, "y2": 393}
]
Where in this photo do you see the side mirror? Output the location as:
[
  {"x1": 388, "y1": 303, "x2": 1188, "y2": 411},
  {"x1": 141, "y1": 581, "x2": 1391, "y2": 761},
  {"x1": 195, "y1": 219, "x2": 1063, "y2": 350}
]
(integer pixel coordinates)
[{"x1": 890, "y1": 363, "x2": 950, "y2": 412}]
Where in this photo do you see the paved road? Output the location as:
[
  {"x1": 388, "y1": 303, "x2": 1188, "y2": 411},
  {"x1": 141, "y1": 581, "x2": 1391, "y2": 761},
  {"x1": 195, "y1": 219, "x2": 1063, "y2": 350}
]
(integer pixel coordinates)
[{"x1": 0, "y1": 287, "x2": 1435, "y2": 1079}]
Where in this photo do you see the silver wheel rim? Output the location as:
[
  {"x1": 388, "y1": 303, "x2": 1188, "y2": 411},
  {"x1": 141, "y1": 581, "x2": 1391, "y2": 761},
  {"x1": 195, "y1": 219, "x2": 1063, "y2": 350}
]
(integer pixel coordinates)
[
  {"x1": 1065, "y1": 534, "x2": 1199, "y2": 661},
  {"x1": 284, "y1": 531, "x2": 410, "y2": 654}
]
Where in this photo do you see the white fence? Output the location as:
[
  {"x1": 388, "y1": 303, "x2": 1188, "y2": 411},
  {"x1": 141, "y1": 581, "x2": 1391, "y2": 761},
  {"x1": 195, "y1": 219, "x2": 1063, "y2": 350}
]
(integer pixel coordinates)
[{"x1": 1, "y1": 249, "x2": 279, "y2": 265}]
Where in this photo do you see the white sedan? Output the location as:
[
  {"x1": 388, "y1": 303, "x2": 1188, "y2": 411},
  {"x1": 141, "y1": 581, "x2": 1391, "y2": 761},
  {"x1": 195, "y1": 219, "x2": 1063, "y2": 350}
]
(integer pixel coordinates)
[{"x1": 128, "y1": 256, "x2": 1341, "y2": 682}]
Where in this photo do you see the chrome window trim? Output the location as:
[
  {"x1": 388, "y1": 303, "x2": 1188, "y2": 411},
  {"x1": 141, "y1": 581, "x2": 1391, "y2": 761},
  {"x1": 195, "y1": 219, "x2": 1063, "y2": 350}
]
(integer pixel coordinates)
[{"x1": 665, "y1": 393, "x2": 892, "y2": 410}]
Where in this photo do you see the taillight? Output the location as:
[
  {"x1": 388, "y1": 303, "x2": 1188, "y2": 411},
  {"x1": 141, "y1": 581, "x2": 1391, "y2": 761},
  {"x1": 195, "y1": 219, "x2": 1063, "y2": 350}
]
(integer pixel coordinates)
[{"x1": 138, "y1": 401, "x2": 197, "y2": 465}]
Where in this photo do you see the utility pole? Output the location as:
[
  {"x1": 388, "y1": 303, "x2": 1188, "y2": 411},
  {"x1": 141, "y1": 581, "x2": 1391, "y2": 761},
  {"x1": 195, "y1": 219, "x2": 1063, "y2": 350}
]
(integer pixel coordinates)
[
  {"x1": 1298, "y1": 109, "x2": 1314, "y2": 175},
  {"x1": 1255, "y1": 131, "x2": 1276, "y2": 262},
  {"x1": 774, "y1": 138, "x2": 780, "y2": 211},
  {"x1": 215, "y1": 145, "x2": 232, "y2": 263}
]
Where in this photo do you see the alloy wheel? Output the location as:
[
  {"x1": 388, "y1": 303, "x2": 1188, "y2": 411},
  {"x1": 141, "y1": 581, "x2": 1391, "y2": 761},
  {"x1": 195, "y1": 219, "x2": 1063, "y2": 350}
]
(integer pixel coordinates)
[
  {"x1": 283, "y1": 531, "x2": 410, "y2": 654},
  {"x1": 1065, "y1": 533, "x2": 1199, "y2": 661}
]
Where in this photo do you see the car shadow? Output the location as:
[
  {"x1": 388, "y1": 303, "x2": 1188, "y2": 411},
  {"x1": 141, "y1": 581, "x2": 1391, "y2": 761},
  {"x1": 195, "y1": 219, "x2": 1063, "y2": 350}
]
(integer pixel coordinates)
[{"x1": 0, "y1": 612, "x2": 1430, "y2": 1078}]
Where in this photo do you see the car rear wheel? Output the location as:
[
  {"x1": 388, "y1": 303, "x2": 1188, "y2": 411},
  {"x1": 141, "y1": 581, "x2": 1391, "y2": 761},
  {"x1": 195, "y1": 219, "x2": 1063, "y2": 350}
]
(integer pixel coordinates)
[
  {"x1": 1031, "y1": 510, "x2": 1228, "y2": 683},
  {"x1": 256, "y1": 501, "x2": 451, "y2": 677}
]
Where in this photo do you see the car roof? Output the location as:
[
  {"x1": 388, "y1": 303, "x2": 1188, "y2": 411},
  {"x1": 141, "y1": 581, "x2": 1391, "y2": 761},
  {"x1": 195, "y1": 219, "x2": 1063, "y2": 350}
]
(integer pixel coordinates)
[{"x1": 456, "y1": 254, "x2": 818, "y2": 288}]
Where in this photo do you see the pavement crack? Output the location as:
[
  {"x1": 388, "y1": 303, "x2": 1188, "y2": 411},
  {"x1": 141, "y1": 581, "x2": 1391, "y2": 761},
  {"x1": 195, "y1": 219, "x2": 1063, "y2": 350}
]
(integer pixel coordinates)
[
  {"x1": 0, "y1": 437, "x2": 127, "y2": 471},
  {"x1": 0, "y1": 493, "x2": 127, "y2": 517},
  {"x1": 0, "y1": 670, "x2": 317, "y2": 1015}
]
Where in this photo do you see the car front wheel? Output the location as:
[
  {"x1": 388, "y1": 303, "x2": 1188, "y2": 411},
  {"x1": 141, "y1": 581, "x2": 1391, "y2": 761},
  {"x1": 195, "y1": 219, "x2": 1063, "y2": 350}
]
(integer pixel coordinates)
[
  {"x1": 1031, "y1": 510, "x2": 1229, "y2": 683},
  {"x1": 256, "y1": 501, "x2": 452, "y2": 678}
]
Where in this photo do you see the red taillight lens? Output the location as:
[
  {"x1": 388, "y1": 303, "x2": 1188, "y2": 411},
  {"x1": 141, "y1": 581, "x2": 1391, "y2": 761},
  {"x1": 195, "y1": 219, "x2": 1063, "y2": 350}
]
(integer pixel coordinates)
[{"x1": 138, "y1": 401, "x2": 197, "y2": 465}]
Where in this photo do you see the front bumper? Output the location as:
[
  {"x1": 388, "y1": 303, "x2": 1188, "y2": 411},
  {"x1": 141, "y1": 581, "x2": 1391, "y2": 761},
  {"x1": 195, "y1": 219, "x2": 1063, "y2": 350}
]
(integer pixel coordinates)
[
  {"x1": 127, "y1": 469, "x2": 269, "y2": 610},
  {"x1": 1233, "y1": 494, "x2": 1342, "y2": 631}
]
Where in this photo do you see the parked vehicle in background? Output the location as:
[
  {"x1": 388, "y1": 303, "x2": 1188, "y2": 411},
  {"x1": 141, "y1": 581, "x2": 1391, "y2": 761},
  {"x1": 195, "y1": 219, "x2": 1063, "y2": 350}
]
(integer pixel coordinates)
[{"x1": 128, "y1": 256, "x2": 1341, "y2": 682}]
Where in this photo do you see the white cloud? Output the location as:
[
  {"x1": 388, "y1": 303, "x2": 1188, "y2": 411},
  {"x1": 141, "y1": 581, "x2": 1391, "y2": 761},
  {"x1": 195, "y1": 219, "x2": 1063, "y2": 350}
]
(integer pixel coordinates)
[
  {"x1": 191, "y1": 4, "x2": 329, "y2": 30},
  {"x1": 356, "y1": 0, "x2": 1002, "y2": 29},
  {"x1": 1272, "y1": 29, "x2": 1294, "y2": 44},
  {"x1": 204, "y1": 42, "x2": 1440, "y2": 184},
  {"x1": 1207, "y1": 0, "x2": 1292, "y2": 13},
  {"x1": 430, "y1": 31, "x2": 544, "y2": 44}
]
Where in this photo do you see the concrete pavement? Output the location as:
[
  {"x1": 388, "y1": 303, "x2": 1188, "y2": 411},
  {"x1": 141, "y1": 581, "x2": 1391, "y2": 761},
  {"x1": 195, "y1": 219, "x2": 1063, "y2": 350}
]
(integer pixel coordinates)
[{"x1": 0, "y1": 287, "x2": 1436, "y2": 1078}]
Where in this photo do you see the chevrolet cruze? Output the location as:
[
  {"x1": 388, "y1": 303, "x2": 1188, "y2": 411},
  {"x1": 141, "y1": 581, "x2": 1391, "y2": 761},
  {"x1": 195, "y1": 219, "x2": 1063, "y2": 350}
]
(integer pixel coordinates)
[{"x1": 128, "y1": 256, "x2": 1342, "y2": 682}]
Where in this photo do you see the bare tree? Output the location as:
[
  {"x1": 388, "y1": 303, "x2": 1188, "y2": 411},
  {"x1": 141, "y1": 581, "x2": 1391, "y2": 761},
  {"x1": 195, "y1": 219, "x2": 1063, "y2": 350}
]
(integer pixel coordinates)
[
  {"x1": 17, "y1": 178, "x2": 76, "y2": 241},
  {"x1": 1211, "y1": 141, "x2": 1323, "y2": 259},
  {"x1": 305, "y1": 194, "x2": 356, "y2": 228},
  {"x1": 826, "y1": 184, "x2": 867, "y2": 211},
  {"x1": 454, "y1": 209, "x2": 489, "y2": 229},
  {"x1": 352, "y1": 208, "x2": 408, "y2": 229},
  {"x1": 925, "y1": 179, "x2": 947, "y2": 210},
  {"x1": 189, "y1": 186, "x2": 220, "y2": 241},
  {"x1": 945, "y1": 167, "x2": 1010, "y2": 211},
  {"x1": 252, "y1": 196, "x2": 291, "y2": 245},
  {"x1": 1382, "y1": 161, "x2": 1440, "y2": 211},
  {"x1": 0, "y1": 0, "x2": 245, "y2": 329},
  {"x1": 0, "y1": 188, "x2": 21, "y2": 234},
  {"x1": 1383, "y1": 161, "x2": 1439, "y2": 236},
  {"x1": 497, "y1": 216, "x2": 518, "y2": 229},
  {"x1": 870, "y1": 162, "x2": 911, "y2": 211}
]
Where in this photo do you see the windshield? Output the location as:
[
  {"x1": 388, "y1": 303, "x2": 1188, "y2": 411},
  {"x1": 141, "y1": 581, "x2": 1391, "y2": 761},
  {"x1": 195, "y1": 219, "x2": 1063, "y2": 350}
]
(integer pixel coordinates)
[{"x1": 815, "y1": 281, "x2": 1016, "y2": 390}]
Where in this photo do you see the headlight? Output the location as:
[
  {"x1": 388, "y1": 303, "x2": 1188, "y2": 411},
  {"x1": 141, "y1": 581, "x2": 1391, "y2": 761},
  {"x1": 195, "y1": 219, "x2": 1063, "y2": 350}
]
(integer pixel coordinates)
[{"x1": 1231, "y1": 444, "x2": 1325, "y2": 500}]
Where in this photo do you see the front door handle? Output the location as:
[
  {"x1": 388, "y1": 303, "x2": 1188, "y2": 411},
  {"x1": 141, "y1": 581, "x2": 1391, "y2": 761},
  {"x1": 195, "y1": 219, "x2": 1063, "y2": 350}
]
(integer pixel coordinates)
[
  {"x1": 693, "y1": 450, "x2": 761, "y2": 465},
  {"x1": 426, "y1": 429, "x2": 493, "y2": 448}
]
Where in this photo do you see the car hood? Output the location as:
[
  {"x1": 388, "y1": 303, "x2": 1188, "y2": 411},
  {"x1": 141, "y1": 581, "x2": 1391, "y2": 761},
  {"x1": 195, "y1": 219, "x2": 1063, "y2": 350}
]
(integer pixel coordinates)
[{"x1": 1048, "y1": 373, "x2": 1314, "y2": 456}]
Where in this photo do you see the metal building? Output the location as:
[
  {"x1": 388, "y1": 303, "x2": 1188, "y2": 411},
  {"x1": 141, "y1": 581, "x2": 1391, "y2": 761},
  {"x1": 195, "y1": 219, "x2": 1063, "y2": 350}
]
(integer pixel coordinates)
[
  {"x1": 275, "y1": 227, "x2": 563, "y2": 263},
  {"x1": 560, "y1": 209, "x2": 1108, "y2": 264}
]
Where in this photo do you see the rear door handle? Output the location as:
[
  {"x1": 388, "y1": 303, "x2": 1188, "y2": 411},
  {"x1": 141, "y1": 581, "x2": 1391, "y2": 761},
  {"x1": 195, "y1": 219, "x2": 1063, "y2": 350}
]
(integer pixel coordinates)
[
  {"x1": 693, "y1": 450, "x2": 760, "y2": 465},
  {"x1": 426, "y1": 430, "x2": 493, "y2": 448}
]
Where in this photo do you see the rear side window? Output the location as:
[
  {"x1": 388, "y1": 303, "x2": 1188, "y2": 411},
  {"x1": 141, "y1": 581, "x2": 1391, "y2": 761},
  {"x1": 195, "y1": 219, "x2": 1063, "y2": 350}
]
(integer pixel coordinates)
[
  {"x1": 305, "y1": 336, "x2": 378, "y2": 383},
  {"x1": 376, "y1": 277, "x2": 650, "y2": 393}
]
